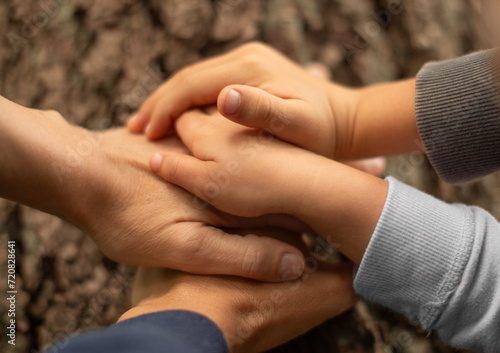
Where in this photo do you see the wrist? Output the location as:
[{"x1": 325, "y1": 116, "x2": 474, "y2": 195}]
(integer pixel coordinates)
[
  {"x1": 325, "y1": 82, "x2": 361, "y2": 160},
  {"x1": 0, "y1": 103, "x2": 97, "y2": 223},
  {"x1": 290, "y1": 158, "x2": 388, "y2": 265},
  {"x1": 120, "y1": 271, "x2": 237, "y2": 348},
  {"x1": 349, "y1": 79, "x2": 420, "y2": 158},
  {"x1": 50, "y1": 125, "x2": 110, "y2": 226}
]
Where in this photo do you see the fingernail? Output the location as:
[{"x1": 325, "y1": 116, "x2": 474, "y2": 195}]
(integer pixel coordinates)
[
  {"x1": 224, "y1": 89, "x2": 241, "y2": 115},
  {"x1": 151, "y1": 153, "x2": 163, "y2": 172},
  {"x1": 279, "y1": 254, "x2": 304, "y2": 281},
  {"x1": 145, "y1": 123, "x2": 151, "y2": 135}
]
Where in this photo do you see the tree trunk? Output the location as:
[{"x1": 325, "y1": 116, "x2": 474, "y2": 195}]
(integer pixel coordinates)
[{"x1": 0, "y1": 1, "x2": 497, "y2": 352}]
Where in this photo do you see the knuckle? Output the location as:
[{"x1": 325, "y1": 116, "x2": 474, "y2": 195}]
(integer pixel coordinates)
[
  {"x1": 165, "y1": 224, "x2": 209, "y2": 271},
  {"x1": 190, "y1": 139, "x2": 203, "y2": 154},
  {"x1": 240, "y1": 241, "x2": 263, "y2": 278},
  {"x1": 291, "y1": 105, "x2": 316, "y2": 137},
  {"x1": 242, "y1": 53, "x2": 265, "y2": 70},
  {"x1": 240, "y1": 42, "x2": 271, "y2": 55},
  {"x1": 164, "y1": 155, "x2": 182, "y2": 181},
  {"x1": 302, "y1": 114, "x2": 320, "y2": 139},
  {"x1": 255, "y1": 93, "x2": 273, "y2": 123},
  {"x1": 308, "y1": 123, "x2": 322, "y2": 141},
  {"x1": 44, "y1": 109, "x2": 64, "y2": 120},
  {"x1": 177, "y1": 225, "x2": 208, "y2": 261}
]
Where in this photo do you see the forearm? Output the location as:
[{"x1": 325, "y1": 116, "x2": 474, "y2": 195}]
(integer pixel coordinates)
[
  {"x1": 0, "y1": 97, "x2": 91, "y2": 224},
  {"x1": 119, "y1": 228, "x2": 357, "y2": 353},
  {"x1": 290, "y1": 156, "x2": 388, "y2": 265},
  {"x1": 354, "y1": 177, "x2": 500, "y2": 352},
  {"x1": 334, "y1": 78, "x2": 420, "y2": 160},
  {"x1": 341, "y1": 50, "x2": 500, "y2": 183}
]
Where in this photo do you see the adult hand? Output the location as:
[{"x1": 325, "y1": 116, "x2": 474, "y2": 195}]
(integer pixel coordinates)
[
  {"x1": 0, "y1": 96, "x2": 306, "y2": 282},
  {"x1": 73, "y1": 128, "x2": 309, "y2": 282},
  {"x1": 121, "y1": 228, "x2": 358, "y2": 353}
]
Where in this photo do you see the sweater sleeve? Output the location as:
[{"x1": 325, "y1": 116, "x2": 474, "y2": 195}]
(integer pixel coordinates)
[
  {"x1": 415, "y1": 49, "x2": 500, "y2": 184},
  {"x1": 353, "y1": 177, "x2": 500, "y2": 352},
  {"x1": 48, "y1": 310, "x2": 228, "y2": 353}
]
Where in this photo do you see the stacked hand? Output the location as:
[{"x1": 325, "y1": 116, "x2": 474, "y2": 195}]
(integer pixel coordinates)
[
  {"x1": 129, "y1": 42, "x2": 418, "y2": 161},
  {"x1": 0, "y1": 41, "x2": 420, "y2": 353},
  {"x1": 119, "y1": 43, "x2": 401, "y2": 350},
  {"x1": 127, "y1": 42, "x2": 359, "y2": 160},
  {"x1": 0, "y1": 97, "x2": 308, "y2": 282},
  {"x1": 80, "y1": 128, "x2": 309, "y2": 281},
  {"x1": 129, "y1": 43, "x2": 406, "y2": 264},
  {"x1": 149, "y1": 106, "x2": 321, "y2": 217},
  {"x1": 0, "y1": 96, "x2": 359, "y2": 352},
  {"x1": 121, "y1": 228, "x2": 358, "y2": 353}
]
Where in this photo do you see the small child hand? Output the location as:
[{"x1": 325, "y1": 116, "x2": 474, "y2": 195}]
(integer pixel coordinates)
[
  {"x1": 129, "y1": 42, "x2": 358, "y2": 160},
  {"x1": 150, "y1": 107, "x2": 389, "y2": 265},
  {"x1": 150, "y1": 107, "x2": 321, "y2": 218}
]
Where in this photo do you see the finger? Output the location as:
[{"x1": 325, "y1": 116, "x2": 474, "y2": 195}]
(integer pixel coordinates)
[
  {"x1": 175, "y1": 109, "x2": 212, "y2": 152},
  {"x1": 250, "y1": 263, "x2": 357, "y2": 352},
  {"x1": 217, "y1": 85, "x2": 314, "y2": 146},
  {"x1": 128, "y1": 42, "x2": 282, "y2": 138},
  {"x1": 343, "y1": 157, "x2": 386, "y2": 177},
  {"x1": 126, "y1": 53, "x2": 237, "y2": 134},
  {"x1": 126, "y1": 92, "x2": 164, "y2": 133},
  {"x1": 168, "y1": 223, "x2": 306, "y2": 282},
  {"x1": 150, "y1": 152, "x2": 211, "y2": 201},
  {"x1": 144, "y1": 64, "x2": 257, "y2": 140}
]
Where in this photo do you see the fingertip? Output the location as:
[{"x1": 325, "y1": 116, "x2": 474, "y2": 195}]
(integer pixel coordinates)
[
  {"x1": 346, "y1": 157, "x2": 387, "y2": 177},
  {"x1": 126, "y1": 114, "x2": 138, "y2": 131},
  {"x1": 367, "y1": 157, "x2": 386, "y2": 176},
  {"x1": 146, "y1": 109, "x2": 174, "y2": 140},
  {"x1": 127, "y1": 113, "x2": 149, "y2": 133}
]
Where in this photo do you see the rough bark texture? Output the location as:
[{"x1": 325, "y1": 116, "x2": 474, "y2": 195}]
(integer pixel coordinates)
[{"x1": 0, "y1": 1, "x2": 498, "y2": 352}]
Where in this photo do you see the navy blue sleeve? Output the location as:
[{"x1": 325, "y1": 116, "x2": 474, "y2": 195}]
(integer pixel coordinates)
[{"x1": 47, "y1": 310, "x2": 229, "y2": 353}]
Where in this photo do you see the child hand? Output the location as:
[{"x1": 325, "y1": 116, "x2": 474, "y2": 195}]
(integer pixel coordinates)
[
  {"x1": 128, "y1": 42, "x2": 358, "y2": 160},
  {"x1": 149, "y1": 107, "x2": 322, "y2": 218},
  {"x1": 150, "y1": 107, "x2": 389, "y2": 265}
]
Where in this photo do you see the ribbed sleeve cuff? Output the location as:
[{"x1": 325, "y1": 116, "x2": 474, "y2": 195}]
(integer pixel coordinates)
[
  {"x1": 353, "y1": 177, "x2": 474, "y2": 329},
  {"x1": 416, "y1": 49, "x2": 500, "y2": 184}
]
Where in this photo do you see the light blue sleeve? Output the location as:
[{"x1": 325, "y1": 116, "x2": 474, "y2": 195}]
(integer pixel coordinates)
[{"x1": 354, "y1": 177, "x2": 500, "y2": 352}]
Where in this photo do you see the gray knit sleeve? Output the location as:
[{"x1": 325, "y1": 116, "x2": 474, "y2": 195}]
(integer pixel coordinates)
[
  {"x1": 416, "y1": 49, "x2": 500, "y2": 184},
  {"x1": 353, "y1": 177, "x2": 500, "y2": 352}
]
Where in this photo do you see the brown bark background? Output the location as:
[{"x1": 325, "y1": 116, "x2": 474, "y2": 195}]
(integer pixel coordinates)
[{"x1": 0, "y1": 0, "x2": 499, "y2": 352}]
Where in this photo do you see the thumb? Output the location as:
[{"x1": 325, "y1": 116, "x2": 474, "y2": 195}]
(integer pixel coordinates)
[{"x1": 217, "y1": 85, "x2": 312, "y2": 144}]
